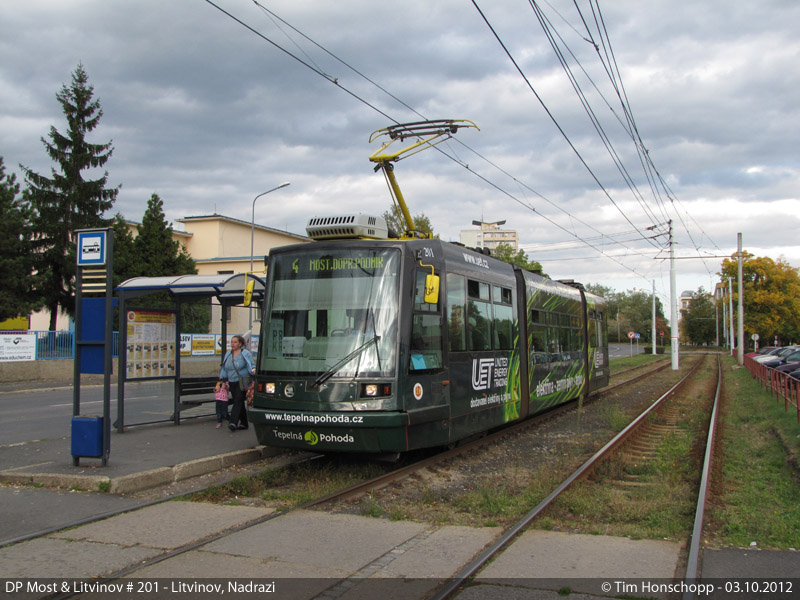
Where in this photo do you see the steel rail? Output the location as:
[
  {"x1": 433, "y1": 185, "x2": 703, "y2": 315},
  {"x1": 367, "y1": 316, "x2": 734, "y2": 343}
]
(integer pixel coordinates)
[{"x1": 682, "y1": 355, "x2": 722, "y2": 598}]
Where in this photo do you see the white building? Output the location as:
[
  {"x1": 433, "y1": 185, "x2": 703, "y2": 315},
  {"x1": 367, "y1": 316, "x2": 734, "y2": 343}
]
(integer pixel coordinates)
[{"x1": 459, "y1": 219, "x2": 518, "y2": 251}]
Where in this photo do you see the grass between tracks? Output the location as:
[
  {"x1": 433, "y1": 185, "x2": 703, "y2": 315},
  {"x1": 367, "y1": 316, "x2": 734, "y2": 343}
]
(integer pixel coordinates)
[
  {"x1": 610, "y1": 353, "x2": 666, "y2": 373},
  {"x1": 187, "y1": 458, "x2": 389, "y2": 510},
  {"x1": 538, "y1": 359, "x2": 713, "y2": 540}
]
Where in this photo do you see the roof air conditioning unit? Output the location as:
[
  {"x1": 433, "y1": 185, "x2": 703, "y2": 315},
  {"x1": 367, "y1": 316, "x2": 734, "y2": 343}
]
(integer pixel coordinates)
[{"x1": 306, "y1": 214, "x2": 389, "y2": 240}]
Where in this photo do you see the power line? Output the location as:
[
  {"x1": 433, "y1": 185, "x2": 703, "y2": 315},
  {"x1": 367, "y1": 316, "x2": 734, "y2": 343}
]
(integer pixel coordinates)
[
  {"x1": 472, "y1": 0, "x2": 659, "y2": 248},
  {"x1": 205, "y1": 0, "x2": 708, "y2": 283},
  {"x1": 214, "y1": 0, "x2": 657, "y2": 280}
]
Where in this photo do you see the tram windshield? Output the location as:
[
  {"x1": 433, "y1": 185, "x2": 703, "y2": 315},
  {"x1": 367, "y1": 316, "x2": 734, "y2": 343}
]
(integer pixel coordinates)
[{"x1": 259, "y1": 247, "x2": 400, "y2": 378}]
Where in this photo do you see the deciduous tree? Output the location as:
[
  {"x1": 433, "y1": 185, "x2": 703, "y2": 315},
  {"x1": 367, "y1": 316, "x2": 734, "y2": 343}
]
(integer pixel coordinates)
[
  {"x1": 719, "y1": 253, "x2": 800, "y2": 344},
  {"x1": 491, "y1": 242, "x2": 544, "y2": 274},
  {"x1": 680, "y1": 288, "x2": 716, "y2": 345},
  {"x1": 382, "y1": 206, "x2": 436, "y2": 238},
  {"x1": 587, "y1": 285, "x2": 666, "y2": 344}
]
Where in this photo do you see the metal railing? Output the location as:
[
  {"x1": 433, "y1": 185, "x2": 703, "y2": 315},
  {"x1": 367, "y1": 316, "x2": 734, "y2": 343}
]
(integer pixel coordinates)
[
  {"x1": 14, "y1": 331, "x2": 258, "y2": 361},
  {"x1": 27, "y1": 330, "x2": 120, "y2": 360},
  {"x1": 744, "y1": 355, "x2": 800, "y2": 423}
]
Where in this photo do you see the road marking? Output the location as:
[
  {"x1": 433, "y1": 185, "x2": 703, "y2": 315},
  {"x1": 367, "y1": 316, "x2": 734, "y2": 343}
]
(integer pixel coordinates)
[
  {"x1": 3, "y1": 461, "x2": 54, "y2": 472},
  {"x1": 50, "y1": 395, "x2": 159, "y2": 407}
]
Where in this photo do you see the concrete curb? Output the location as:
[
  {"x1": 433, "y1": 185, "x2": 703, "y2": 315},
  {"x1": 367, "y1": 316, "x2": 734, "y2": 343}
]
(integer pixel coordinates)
[
  {"x1": 0, "y1": 472, "x2": 111, "y2": 491},
  {"x1": 0, "y1": 446, "x2": 279, "y2": 494}
]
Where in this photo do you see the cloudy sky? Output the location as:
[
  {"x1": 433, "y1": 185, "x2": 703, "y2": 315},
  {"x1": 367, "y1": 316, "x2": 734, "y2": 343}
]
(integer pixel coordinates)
[{"x1": 2, "y1": 0, "x2": 799, "y2": 308}]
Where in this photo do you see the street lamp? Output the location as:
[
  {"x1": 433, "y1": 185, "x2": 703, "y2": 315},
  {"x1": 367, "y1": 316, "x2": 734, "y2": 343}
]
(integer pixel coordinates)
[
  {"x1": 471, "y1": 219, "x2": 505, "y2": 250},
  {"x1": 249, "y1": 182, "x2": 290, "y2": 329}
]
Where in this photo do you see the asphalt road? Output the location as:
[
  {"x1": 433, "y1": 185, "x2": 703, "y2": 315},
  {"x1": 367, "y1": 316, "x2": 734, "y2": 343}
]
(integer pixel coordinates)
[
  {"x1": 608, "y1": 341, "x2": 654, "y2": 359},
  {"x1": 0, "y1": 380, "x2": 209, "y2": 447}
]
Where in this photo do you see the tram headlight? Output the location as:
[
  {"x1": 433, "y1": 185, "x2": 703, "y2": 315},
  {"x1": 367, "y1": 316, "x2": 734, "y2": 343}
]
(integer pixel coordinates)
[
  {"x1": 265, "y1": 382, "x2": 276, "y2": 395},
  {"x1": 361, "y1": 383, "x2": 391, "y2": 398}
]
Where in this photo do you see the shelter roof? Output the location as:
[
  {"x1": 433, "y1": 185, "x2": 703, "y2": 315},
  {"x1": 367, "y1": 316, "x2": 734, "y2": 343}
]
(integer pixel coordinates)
[{"x1": 116, "y1": 273, "x2": 265, "y2": 303}]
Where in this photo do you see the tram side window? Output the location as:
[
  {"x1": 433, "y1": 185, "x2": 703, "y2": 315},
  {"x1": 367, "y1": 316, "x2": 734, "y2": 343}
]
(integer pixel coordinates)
[
  {"x1": 411, "y1": 269, "x2": 442, "y2": 372},
  {"x1": 446, "y1": 274, "x2": 466, "y2": 352},
  {"x1": 410, "y1": 314, "x2": 442, "y2": 371},
  {"x1": 493, "y1": 285, "x2": 514, "y2": 350},
  {"x1": 547, "y1": 326, "x2": 560, "y2": 360},
  {"x1": 467, "y1": 279, "x2": 491, "y2": 351},
  {"x1": 530, "y1": 325, "x2": 548, "y2": 364},
  {"x1": 468, "y1": 300, "x2": 491, "y2": 351}
]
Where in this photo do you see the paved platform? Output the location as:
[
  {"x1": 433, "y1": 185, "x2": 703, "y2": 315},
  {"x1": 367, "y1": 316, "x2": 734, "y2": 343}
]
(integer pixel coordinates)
[
  {"x1": 0, "y1": 414, "x2": 277, "y2": 494},
  {"x1": 0, "y1": 503, "x2": 679, "y2": 599}
]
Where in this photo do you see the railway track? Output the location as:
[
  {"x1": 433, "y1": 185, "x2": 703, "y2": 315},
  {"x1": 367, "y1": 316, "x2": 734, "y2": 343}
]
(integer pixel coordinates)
[
  {"x1": 303, "y1": 356, "x2": 675, "y2": 508},
  {"x1": 430, "y1": 354, "x2": 722, "y2": 600}
]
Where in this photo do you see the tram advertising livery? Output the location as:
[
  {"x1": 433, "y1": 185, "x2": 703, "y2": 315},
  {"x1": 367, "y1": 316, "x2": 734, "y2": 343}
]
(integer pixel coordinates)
[{"x1": 248, "y1": 120, "x2": 609, "y2": 454}]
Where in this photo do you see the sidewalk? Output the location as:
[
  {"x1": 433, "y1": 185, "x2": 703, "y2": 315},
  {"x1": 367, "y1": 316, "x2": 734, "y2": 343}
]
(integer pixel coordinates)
[
  {"x1": 0, "y1": 374, "x2": 276, "y2": 495},
  {"x1": 0, "y1": 416, "x2": 278, "y2": 494},
  {"x1": 0, "y1": 378, "x2": 283, "y2": 545}
]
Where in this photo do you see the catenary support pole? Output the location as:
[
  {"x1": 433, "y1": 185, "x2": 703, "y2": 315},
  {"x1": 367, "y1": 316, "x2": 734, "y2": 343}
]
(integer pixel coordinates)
[{"x1": 737, "y1": 233, "x2": 745, "y2": 365}]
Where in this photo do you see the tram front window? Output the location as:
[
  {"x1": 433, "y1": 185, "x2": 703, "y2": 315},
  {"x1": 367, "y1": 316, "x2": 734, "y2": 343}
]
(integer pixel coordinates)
[{"x1": 260, "y1": 248, "x2": 399, "y2": 378}]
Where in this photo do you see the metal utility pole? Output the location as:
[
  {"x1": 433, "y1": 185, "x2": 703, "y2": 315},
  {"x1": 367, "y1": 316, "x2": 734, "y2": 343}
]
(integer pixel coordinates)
[
  {"x1": 737, "y1": 233, "x2": 745, "y2": 365},
  {"x1": 714, "y1": 287, "x2": 719, "y2": 347},
  {"x1": 728, "y1": 278, "x2": 734, "y2": 354},
  {"x1": 652, "y1": 280, "x2": 657, "y2": 355},
  {"x1": 669, "y1": 221, "x2": 679, "y2": 370}
]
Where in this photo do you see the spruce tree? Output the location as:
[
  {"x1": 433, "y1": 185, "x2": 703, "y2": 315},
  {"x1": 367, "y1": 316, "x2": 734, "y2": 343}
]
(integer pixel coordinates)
[
  {"x1": 133, "y1": 193, "x2": 207, "y2": 332},
  {"x1": 0, "y1": 157, "x2": 39, "y2": 321},
  {"x1": 135, "y1": 193, "x2": 196, "y2": 277},
  {"x1": 111, "y1": 214, "x2": 137, "y2": 290},
  {"x1": 21, "y1": 64, "x2": 119, "y2": 330}
]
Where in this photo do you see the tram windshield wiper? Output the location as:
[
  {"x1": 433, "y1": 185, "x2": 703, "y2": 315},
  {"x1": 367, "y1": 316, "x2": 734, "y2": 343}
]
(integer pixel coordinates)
[{"x1": 313, "y1": 335, "x2": 381, "y2": 388}]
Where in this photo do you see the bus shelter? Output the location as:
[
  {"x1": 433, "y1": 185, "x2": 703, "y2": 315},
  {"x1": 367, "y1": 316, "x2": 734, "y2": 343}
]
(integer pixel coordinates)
[{"x1": 115, "y1": 273, "x2": 265, "y2": 430}]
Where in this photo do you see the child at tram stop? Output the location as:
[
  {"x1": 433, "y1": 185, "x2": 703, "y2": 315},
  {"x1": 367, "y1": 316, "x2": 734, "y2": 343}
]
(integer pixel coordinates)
[{"x1": 214, "y1": 380, "x2": 230, "y2": 429}]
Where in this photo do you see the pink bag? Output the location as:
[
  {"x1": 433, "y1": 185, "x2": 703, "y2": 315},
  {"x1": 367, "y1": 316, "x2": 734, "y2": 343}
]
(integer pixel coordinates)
[{"x1": 215, "y1": 382, "x2": 229, "y2": 402}]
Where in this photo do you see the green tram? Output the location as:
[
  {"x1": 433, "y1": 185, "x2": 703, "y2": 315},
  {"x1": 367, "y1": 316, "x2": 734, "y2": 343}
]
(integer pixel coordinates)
[{"x1": 249, "y1": 227, "x2": 609, "y2": 454}]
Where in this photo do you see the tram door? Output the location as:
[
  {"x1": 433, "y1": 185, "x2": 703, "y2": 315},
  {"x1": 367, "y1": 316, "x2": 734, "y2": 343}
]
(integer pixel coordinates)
[{"x1": 408, "y1": 269, "x2": 449, "y2": 410}]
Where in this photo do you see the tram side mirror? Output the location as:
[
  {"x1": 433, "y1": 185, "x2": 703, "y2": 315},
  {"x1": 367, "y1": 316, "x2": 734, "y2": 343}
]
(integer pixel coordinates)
[
  {"x1": 424, "y1": 274, "x2": 440, "y2": 304},
  {"x1": 243, "y1": 279, "x2": 255, "y2": 307}
]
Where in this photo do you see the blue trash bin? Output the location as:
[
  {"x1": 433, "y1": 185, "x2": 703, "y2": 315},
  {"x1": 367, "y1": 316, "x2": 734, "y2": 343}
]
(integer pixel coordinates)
[{"x1": 71, "y1": 416, "x2": 104, "y2": 458}]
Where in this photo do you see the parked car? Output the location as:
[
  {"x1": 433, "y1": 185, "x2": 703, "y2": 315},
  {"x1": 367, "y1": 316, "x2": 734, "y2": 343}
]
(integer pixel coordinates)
[
  {"x1": 773, "y1": 350, "x2": 800, "y2": 373},
  {"x1": 787, "y1": 367, "x2": 800, "y2": 380},
  {"x1": 752, "y1": 346, "x2": 798, "y2": 364},
  {"x1": 746, "y1": 345, "x2": 777, "y2": 358}
]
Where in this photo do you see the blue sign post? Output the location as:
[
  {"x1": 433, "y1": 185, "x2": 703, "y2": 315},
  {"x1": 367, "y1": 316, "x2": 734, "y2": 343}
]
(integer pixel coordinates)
[{"x1": 72, "y1": 228, "x2": 114, "y2": 466}]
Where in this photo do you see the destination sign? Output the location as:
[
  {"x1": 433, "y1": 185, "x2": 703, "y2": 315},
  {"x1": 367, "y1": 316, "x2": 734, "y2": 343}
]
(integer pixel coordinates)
[{"x1": 307, "y1": 256, "x2": 386, "y2": 272}]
